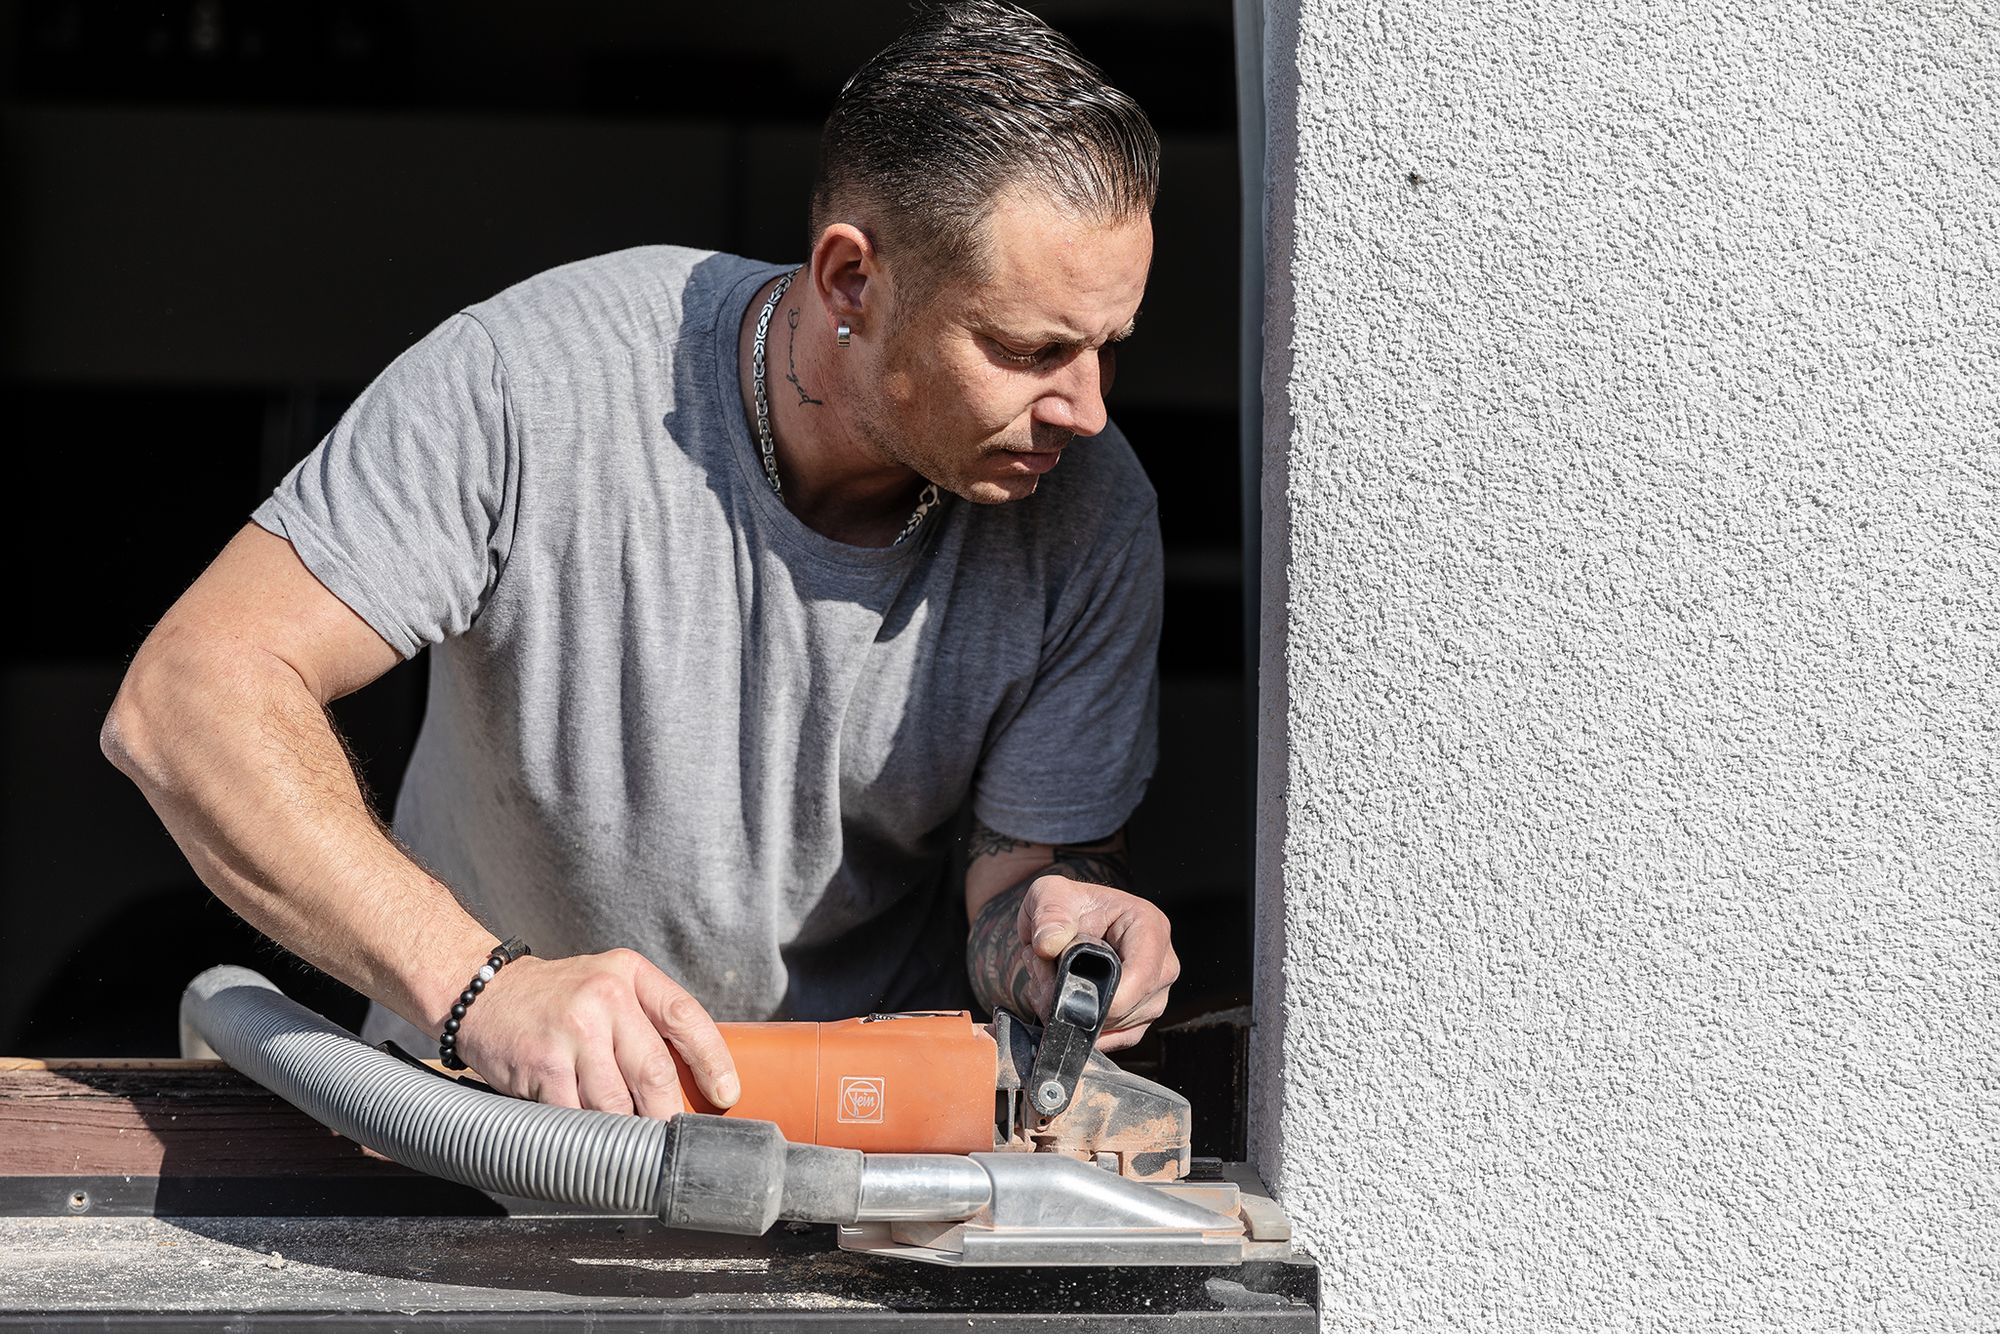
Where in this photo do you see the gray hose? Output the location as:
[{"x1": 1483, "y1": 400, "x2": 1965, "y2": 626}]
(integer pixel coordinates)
[
  {"x1": 182, "y1": 964, "x2": 668, "y2": 1213},
  {"x1": 181, "y1": 964, "x2": 989, "y2": 1234}
]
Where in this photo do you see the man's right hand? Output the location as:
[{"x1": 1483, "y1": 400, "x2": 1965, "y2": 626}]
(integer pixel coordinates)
[{"x1": 448, "y1": 948, "x2": 741, "y2": 1119}]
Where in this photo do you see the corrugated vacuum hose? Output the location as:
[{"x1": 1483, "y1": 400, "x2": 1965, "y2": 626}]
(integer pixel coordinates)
[{"x1": 178, "y1": 964, "x2": 874, "y2": 1233}]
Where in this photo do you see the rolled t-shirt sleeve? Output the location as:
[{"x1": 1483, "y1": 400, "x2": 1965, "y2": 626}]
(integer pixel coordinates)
[
  {"x1": 252, "y1": 313, "x2": 518, "y2": 658},
  {"x1": 972, "y1": 505, "x2": 1163, "y2": 846}
]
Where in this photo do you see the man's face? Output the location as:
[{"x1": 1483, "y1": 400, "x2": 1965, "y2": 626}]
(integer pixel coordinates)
[{"x1": 855, "y1": 187, "x2": 1153, "y2": 504}]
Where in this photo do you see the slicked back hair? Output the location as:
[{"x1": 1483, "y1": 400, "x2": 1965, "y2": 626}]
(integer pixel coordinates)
[{"x1": 809, "y1": 0, "x2": 1160, "y2": 303}]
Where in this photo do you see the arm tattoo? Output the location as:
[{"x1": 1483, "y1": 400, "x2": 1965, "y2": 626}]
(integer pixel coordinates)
[
  {"x1": 1041, "y1": 842, "x2": 1131, "y2": 890},
  {"x1": 967, "y1": 819, "x2": 1026, "y2": 860},
  {"x1": 964, "y1": 824, "x2": 1133, "y2": 1018},
  {"x1": 785, "y1": 308, "x2": 823, "y2": 406},
  {"x1": 968, "y1": 878, "x2": 1038, "y2": 1019}
]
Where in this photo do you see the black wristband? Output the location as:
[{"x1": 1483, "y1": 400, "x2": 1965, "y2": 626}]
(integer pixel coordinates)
[{"x1": 439, "y1": 935, "x2": 531, "y2": 1071}]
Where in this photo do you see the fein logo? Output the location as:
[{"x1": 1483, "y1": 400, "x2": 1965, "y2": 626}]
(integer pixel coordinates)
[{"x1": 837, "y1": 1075, "x2": 885, "y2": 1124}]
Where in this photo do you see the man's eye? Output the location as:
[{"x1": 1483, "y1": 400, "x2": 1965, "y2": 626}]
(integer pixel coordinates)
[{"x1": 995, "y1": 342, "x2": 1059, "y2": 367}]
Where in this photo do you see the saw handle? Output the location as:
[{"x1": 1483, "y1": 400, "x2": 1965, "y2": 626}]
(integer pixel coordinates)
[{"x1": 1024, "y1": 938, "x2": 1122, "y2": 1119}]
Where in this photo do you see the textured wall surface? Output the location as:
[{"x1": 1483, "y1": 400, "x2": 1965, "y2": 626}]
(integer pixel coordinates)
[{"x1": 1250, "y1": 1, "x2": 1998, "y2": 1328}]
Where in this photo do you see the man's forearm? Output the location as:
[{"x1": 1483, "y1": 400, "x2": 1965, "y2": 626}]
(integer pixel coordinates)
[
  {"x1": 103, "y1": 634, "x2": 491, "y2": 1035},
  {"x1": 965, "y1": 835, "x2": 1132, "y2": 1019}
]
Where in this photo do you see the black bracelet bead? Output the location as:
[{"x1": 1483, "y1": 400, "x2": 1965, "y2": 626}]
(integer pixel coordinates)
[{"x1": 438, "y1": 938, "x2": 529, "y2": 1074}]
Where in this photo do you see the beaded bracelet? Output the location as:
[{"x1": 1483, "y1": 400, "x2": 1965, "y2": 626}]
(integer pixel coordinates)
[{"x1": 439, "y1": 935, "x2": 532, "y2": 1070}]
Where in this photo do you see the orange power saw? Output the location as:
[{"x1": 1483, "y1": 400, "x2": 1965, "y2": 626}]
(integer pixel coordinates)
[{"x1": 181, "y1": 941, "x2": 1290, "y2": 1267}]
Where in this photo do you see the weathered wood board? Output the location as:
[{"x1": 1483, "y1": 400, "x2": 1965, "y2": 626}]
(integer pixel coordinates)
[
  {"x1": 0, "y1": 1059, "x2": 495, "y2": 1215},
  {"x1": 0, "y1": 1060, "x2": 399, "y2": 1177}
]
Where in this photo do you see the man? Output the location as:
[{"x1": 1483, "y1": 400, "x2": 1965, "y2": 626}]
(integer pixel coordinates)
[{"x1": 102, "y1": 0, "x2": 1178, "y2": 1120}]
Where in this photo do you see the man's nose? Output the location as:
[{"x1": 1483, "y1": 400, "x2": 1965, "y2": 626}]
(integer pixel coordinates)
[{"x1": 1037, "y1": 348, "x2": 1111, "y2": 438}]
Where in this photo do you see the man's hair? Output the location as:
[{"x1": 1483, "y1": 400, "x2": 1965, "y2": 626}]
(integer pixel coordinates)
[{"x1": 809, "y1": 0, "x2": 1160, "y2": 296}]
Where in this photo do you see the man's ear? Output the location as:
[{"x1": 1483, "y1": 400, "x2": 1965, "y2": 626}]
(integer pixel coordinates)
[{"x1": 809, "y1": 223, "x2": 880, "y2": 340}]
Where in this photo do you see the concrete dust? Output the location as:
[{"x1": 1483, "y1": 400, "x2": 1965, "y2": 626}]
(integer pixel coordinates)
[{"x1": 1, "y1": 1214, "x2": 1312, "y2": 1316}]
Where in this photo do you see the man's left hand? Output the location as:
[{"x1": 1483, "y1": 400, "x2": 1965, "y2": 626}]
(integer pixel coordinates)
[{"x1": 1014, "y1": 874, "x2": 1179, "y2": 1051}]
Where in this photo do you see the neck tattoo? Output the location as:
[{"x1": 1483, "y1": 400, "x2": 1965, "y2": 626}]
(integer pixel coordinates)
[
  {"x1": 753, "y1": 269, "x2": 940, "y2": 548},
  {"x1": 784, "y1": 308, "x2": 823, "y2": 407}
]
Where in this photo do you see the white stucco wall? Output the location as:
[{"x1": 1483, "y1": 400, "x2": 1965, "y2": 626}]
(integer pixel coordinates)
[{"x1": 1249, "y1": 1, "x2": 1998, "y2": 1328}]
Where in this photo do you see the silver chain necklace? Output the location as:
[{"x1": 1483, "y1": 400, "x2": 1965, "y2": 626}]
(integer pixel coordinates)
[{"x1": 753, "y1": 269, "x2": 940, "y2": 548}]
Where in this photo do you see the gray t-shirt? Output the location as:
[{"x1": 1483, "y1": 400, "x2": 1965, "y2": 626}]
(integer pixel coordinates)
[{"x1": 253, "y1": 246, "x2": 1160, "y2": 1043}]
